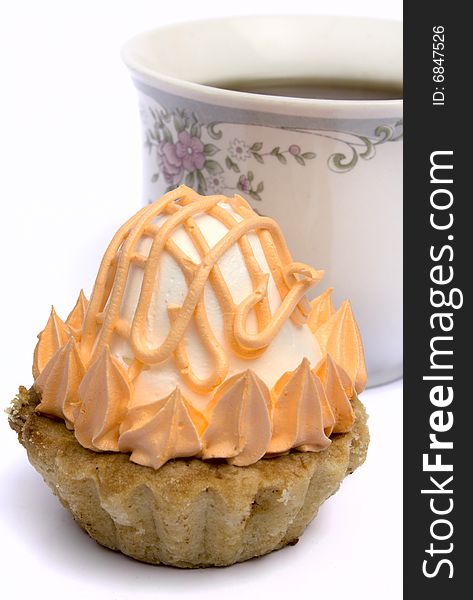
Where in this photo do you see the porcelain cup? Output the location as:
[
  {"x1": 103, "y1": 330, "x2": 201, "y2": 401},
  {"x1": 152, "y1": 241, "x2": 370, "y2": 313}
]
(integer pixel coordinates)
[{"x1": 122, "y1": 15, "x2": 403, "y2": 386}]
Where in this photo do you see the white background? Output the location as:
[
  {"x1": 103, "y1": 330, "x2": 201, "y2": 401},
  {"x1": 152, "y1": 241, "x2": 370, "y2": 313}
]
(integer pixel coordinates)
[{"x1": 0, "y1": 1, "x2": 402, "y2": 598}]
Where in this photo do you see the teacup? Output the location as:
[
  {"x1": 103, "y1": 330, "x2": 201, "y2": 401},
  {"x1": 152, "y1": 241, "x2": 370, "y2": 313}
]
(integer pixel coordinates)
[{"x1": 122, "y1": 15, "x2": 403, "y2": 386}]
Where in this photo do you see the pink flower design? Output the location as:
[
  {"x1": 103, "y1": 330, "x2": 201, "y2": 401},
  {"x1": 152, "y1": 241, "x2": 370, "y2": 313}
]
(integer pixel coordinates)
[
  {"x1": 289, "y1": 144, "x2": 301, "y2": 156},
  {"x1": 237, "y1": 174, "x2": 251, "y2": 193},
  {"x1": 156, "y1": 141, "x2": 184, "y2": 185},
  {"x1": 175, "y1": 131, "x2": 205, "y2": 171}
]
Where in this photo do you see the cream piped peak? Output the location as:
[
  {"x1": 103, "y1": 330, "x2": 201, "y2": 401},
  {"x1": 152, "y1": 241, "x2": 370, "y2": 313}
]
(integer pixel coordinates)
[{"x1": 32, "y1": 186, "x2": 367, "y2": 469}]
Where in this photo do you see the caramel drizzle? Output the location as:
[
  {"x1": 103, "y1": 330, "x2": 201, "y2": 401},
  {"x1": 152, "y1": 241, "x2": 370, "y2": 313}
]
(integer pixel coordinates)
[
  {"x1": 230, "y1": 198, "x2": 312, "y2": 325},
  {"x1": 80, "y1": 186, "x2": 322, "y2": 393},
  {"x1": 169, "y1": 208, "x2": 267, "y2": 360}
]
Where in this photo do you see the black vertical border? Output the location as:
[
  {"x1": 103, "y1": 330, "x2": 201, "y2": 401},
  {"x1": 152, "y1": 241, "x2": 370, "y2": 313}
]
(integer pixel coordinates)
[{"x1": 404, "y1": 2, "x2": 468, "y2": 595}]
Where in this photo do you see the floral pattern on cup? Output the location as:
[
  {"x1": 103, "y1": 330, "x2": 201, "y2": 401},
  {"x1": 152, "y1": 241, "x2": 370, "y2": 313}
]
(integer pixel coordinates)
[
  {"x1": 228, "y1": 139, "x2": 251, "y2": 162},
  {"x1": 144, "y1": 106, "x2": 316, "y2": 200},
  {"x1": 143, "y1": 103, "x2": 403, "y2": 200}
]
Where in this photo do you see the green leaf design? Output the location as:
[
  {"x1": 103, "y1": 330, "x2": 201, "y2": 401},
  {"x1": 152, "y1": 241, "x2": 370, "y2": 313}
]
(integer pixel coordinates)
[
  {"x1": 190, "y1": 122, "x2": 202, "y2": 138},
  {"x1": 225, "y1": 156, "x2": 240, "y2": 173},
  {"x1": 247, "y1": 171, "x2": 254, "y2": 182},
  {"x1": 249, "y1": 191, "x2": 262, "y2": 202},
  {"x1": 142, "y1": 101, "x2": 403, "y2": 178},
  {"x1": 151, "y1": 173, "x2": 159, "y2": 183},
  {"x1": 162, "y1": 125, "x2": 173, "y2": 143},
  {"x1": 256, "y1": 182, "x2": 264, "y2": 193},
  {"x1": 149, "y1": 128, "x2": 159, "y2": 142},
  {"x1": 196, "y1": 169, "x2": 207, "y2": 193},
  {"x1": 185, "y1": 171, "x2": 195, "y2": 187},
  {"x1": 204, "y1": 160, "x2": 224, "y2": 175},
  {"x1": 204, "y1": 143, "x2": 220, "y2": 156},
  {"x1": 173, "y1": 113, "x2": 186, "y2": 133}
]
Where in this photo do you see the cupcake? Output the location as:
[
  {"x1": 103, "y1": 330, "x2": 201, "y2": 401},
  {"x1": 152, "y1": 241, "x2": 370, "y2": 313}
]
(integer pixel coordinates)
[{"x1": 8, "y1": 186, "x2": 369, "y2": 568}]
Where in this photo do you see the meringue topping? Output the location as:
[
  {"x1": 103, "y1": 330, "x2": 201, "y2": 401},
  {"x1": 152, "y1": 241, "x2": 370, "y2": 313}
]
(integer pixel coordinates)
[
  {"x1": 308, "y1": 287, "x2": 335, "y2": 333},
  {"x1": 35, "y1": 336, "x2": 85, "y2": 429},
  {"x1": 32, "y1": 187, "x2": 367, "y2": 470},
  {"x1": 80, "y1": 186, "x2": 322, "y2": 381},
  {"x1": 202, "y1": 370, "x2": 272, "y2": 466},
  {"x1": 66, "y1": 289, "x2": 89, "y2": 337},
  {"x1": 313, "y1": 299, "x2": 368, "y2": 394},
  {"x1": 119, "y1": 388, "x2": 206, "y2": 469},
  {"x1": 74, "y1": 346, "x2": 131, "y2": 452},
  {"x1": 32, "y1": 306, "x2": 70, "y2": 379},
  {"x1": 315, "y1": 354, "x2": 355, "y2": 433},
  {"x1": 268, "y1": 358, "x2": 331, "y2": 454}
]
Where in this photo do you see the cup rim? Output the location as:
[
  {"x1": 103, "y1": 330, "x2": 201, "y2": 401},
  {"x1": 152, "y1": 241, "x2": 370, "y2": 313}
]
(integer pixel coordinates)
[{"x1": 122, "y1": 14, "x2": 403, "y2": 114}]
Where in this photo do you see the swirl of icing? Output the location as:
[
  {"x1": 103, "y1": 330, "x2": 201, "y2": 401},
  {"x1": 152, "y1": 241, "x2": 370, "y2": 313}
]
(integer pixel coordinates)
[
  {"x1": 308, "y1": 288, "x2": 335, "y2": 333},
  {"x1": 233, "y1": 265, "x2": 322, "y2": 351},
  {"x1": 314, "y1": 354, "x2": 354, "y2": 433},
  {"x1": 74, "y1": 346, "x2": 131, "y2": 452},
  {"x1": 35, "y1": 336, "x2": 85, "y2": 429},
  {"x1": 312, "y1": 299, "x2": 368, "y2": 394},
  {"x1": 119, "y1": 388, "x2": 206, "y2": 469},
  {"x1": 79, "y1": 186, "x2": 321, "y2": 383},
  {"x1": 32, "y1": 187, "x2": 367, "y2": 471},
  {"x1": 130, "y1": 214, "x2": 321, "y2": 363},
  {"x1": 66, "y1": 289, "x2": 89, "y2": 337},
  {"x1": 33, "y1": 306, "x2": 71, "y2": 379},
  {"x1": 268, "y1": 358, "x2": 331, "y2": 454},
  {"x1": 168, "y1": 304, "x2": 228, "y2": 393},
  {"x1": 202, "y1": 370, "x2": 272, "y2": 466}
]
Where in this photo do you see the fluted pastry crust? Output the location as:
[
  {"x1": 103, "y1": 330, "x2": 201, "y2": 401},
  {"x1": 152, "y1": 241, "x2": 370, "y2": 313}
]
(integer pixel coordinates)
[{"x1": 8, "y1": 386, "x2": 369, "y2": 568}]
